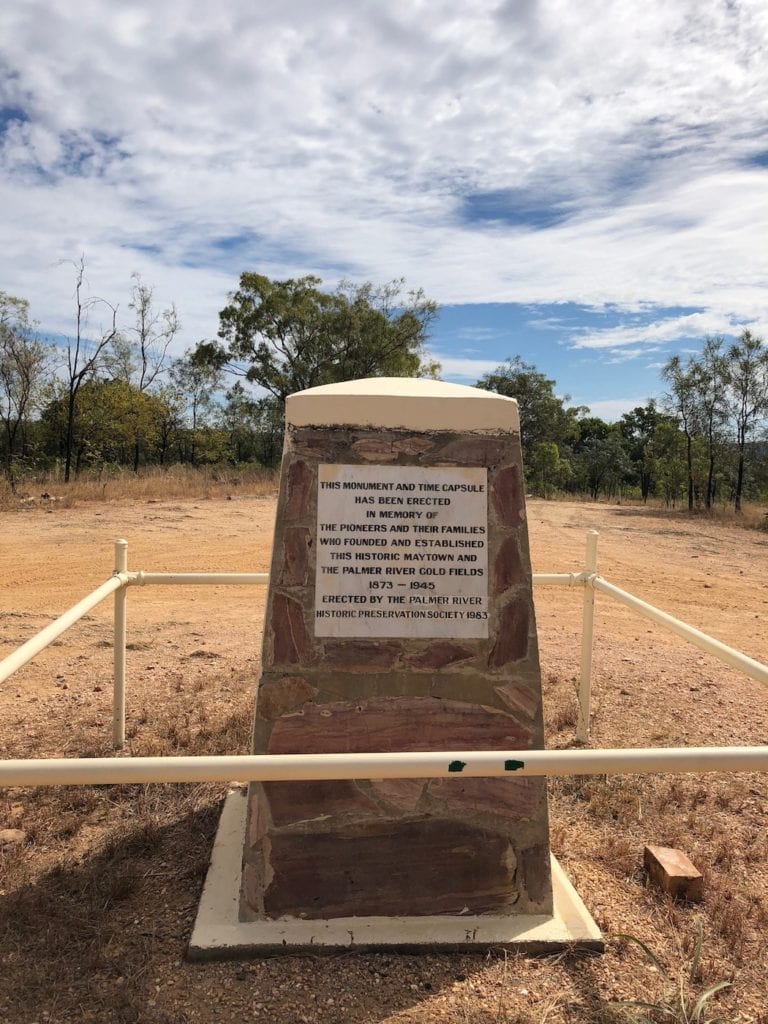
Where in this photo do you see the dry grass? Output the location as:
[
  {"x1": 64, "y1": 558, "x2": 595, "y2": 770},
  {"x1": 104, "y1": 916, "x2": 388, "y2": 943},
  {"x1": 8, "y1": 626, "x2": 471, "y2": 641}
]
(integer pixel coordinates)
[
  {"x1": 2, "y1": 496, "x2": 768, "y2": 1023},
  {"x1": 0, "y1": 464, "x2": 278, "y2": 509},
  {"x1": 4, "y1": 667, "x2": 765, "y2": 1023},
  {"x1": 0, "y1": 674, "x2": 254, "y2": 1024}
]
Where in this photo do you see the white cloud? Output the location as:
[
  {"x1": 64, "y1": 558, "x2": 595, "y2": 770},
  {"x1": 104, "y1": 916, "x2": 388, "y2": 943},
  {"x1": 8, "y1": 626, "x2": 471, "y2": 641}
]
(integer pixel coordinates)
[
  {"x1": 579, "y1": 397, "x2": 652, "y2": 422},
  {"x1": 428, "y1": 354, "x2": 501, "y2": 381},
  {"x1": 571, "y1": 309, "x2": 763, "y2": 351},
  {"x1": 0, "y1": 0, "x2": 765, "y2": 355}
]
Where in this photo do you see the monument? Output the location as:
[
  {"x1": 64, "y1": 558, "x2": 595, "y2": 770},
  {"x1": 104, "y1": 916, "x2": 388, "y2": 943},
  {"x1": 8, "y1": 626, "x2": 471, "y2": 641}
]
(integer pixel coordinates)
[{"x1": 189, "y1": 378, "x2": 601, "y2": 955}]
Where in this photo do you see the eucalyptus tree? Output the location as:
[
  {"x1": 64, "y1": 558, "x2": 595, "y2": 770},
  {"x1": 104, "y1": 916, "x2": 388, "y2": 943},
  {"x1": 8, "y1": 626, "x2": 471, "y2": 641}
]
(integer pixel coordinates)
[
  {"x1": 726, "y1": 329, "x2": 768, "y2": 512},
  {"x1": 662, "y1": 355, "x2": 698, "y2": 511},
  {"x1": 59, "y1": 257, "x2": 120, "y2": 481},
  {"x1": 193, "y1": 275, "x2": 438, "y2": 408},
  {"x1": 0, "y1": 292, "x2": 51, "y2": 486},
  {"x1": 476, "y1": 357, "x2": 582, "y2": 465},
  {"x1": 688, "y1": 337, "x2": 729, "y2": 509}
]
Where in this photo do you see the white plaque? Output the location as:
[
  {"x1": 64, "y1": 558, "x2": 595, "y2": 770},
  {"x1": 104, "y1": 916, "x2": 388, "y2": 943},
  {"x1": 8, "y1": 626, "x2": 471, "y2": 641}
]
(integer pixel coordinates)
[{"x1": 314, "y1": 465, "x2": 489, "y2": 638}]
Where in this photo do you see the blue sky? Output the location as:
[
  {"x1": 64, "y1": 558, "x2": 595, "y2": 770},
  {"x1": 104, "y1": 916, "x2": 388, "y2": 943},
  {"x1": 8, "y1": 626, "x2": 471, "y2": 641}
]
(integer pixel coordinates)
[{"x1": 1, "y1": 1, "x2": 766, "y2": 420}]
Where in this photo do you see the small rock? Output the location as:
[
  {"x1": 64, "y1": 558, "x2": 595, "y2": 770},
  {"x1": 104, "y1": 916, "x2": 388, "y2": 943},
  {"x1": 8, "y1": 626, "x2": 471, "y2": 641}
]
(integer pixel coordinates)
[
  {"x1": 0, "y1": 828, "x2": 27, "y2": 848},
  {"x1": 644, "y1": 844, "x2": 703, "y2": 901}
]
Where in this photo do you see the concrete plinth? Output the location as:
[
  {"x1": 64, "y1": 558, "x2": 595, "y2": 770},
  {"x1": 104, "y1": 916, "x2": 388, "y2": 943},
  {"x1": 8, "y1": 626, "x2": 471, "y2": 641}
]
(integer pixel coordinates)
[{"x1": 188, "y1": 788, "x2": 603, "y2": 959}]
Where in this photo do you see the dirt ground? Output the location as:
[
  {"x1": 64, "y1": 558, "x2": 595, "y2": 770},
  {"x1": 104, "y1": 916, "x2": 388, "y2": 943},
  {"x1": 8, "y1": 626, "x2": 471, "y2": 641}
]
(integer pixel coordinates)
[{"x1": 1, "y1": 495, "x2": 767, "y2": 1023}]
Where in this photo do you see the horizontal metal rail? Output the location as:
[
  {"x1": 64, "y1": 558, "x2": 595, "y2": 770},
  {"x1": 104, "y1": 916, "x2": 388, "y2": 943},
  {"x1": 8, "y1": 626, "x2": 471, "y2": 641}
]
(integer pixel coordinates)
[
  {"x1": 2, "y1": 746, "x2": 767, "y2": 788},
  {"x1": 0, "y1": 574, "x2": 125, "y2": 686},
  {"x1": 533, "y1": 572, "x2": 585, "y2": 587},
  {"x1": 593, "y1": 576, "x2": 768, "y2": 690},
  {"x1": 130, "y1": 572, "x2": 270, "y2": 587}
]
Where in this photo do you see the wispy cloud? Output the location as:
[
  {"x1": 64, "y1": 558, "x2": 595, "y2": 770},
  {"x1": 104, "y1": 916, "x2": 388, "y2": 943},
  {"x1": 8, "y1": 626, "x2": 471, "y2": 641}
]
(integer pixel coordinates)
[
  {"x1": 429, "y1": 354, "x2": 501, "y2": 381},
  {"x1": 581, "y1": 397, "x2": 651, "y2": 422},
  {"x1": 0, "y1": 0, "x2": 765, "y2": 355},
  {"x1": 571, "y1": 310, "x2": 762, "y2": 351},
  {"x1": 603, "y1": 346, "x2": 667, "y2": 364}
]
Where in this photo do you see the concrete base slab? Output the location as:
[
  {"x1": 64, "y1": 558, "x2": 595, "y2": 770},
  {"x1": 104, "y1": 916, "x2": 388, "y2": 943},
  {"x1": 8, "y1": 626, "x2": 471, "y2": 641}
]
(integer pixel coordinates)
[{"x1": 188, "y1": 788, "x2": 603, "y2": 960}]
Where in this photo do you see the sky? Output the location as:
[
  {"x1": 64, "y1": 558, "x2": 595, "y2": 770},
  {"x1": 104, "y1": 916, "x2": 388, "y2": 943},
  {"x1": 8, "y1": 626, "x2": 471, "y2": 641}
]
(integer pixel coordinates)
[{"x1": 1, "y1": 0, "x2": 766, "y2": 420}]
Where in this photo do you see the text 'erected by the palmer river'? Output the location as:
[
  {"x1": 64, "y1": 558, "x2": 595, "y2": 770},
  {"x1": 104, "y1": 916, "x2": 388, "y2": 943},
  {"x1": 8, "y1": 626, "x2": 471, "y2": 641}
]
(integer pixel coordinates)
[{"x1": 314, "y1": 464, "x2": 489, "y2": 638}]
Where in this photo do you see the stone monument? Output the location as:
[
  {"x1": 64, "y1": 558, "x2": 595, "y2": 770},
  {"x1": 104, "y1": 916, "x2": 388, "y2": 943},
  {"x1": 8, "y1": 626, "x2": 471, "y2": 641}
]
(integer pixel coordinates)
[{"x1": 189, "y1": 378, "x2": 602, "y2": 956}]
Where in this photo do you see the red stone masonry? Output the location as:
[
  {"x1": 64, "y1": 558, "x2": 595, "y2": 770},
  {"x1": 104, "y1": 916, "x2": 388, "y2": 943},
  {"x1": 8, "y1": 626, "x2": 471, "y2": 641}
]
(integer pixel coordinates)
[{"x1": 241, "y1": 422, "x2": 553, "y2": 923}]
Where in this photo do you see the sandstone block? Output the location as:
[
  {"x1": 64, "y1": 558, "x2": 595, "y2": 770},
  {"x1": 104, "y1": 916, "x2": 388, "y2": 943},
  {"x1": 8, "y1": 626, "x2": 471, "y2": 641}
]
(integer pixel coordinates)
[
  {"x1": 492, "y1": 465, "x2": 524, "y2": 526},
  {"x1": 436, "y1": 437, "x2": 505, "y2": 465},
  {"x1": 644, "y1": 845, "x2": 703, "y2": 901},
  {"x1": 263, "y1": 818, "x2": 519, "y2": 919},
  {"x1": 406, "y1": 642, "x2": 474, "y2": 670},
  {"x1": 493, "y1": 536, "x2": 524, "y2": 595},
  {"x1": 277, "y1": 527, "x2": 311, "y2": 586},
  {"x1": 270, "y1": 593, "x2": 311, "y2": 665},
  {"x1": 257, "y1": 676, "x2": 317, "y2": 720},
  {"x1": 267, "y1": 696, "x2": 532, "y2": 755},
  {"x1": 283, "y1": 460, "x2": 312, "y2": 519},
  {"x1": 323, "y1": 640, "x2": 401, "y2": 672},
  {"x1": 488, "y1": 599, "x2": 530, "y2": 668}
]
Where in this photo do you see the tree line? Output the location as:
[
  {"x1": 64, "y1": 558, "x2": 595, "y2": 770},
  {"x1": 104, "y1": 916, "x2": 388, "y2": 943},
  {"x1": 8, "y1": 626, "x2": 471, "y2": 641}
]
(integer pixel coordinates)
[{"x1": 2, "y1": 265, "x2": 767, "y2": 510}]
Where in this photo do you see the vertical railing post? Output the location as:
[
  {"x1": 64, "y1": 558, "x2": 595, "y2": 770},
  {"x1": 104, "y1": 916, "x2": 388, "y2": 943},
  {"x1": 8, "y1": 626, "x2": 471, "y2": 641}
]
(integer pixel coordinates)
[
  {"x1": 113, "y1": 539, "x2": 128, "y2": 750},
  {"x1": 577, "y1": 530, "x2": 599, "y2": 743}
]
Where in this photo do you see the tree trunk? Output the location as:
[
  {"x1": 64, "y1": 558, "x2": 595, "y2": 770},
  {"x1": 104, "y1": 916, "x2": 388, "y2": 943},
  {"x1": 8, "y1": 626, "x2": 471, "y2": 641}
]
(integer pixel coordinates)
[
  {"x1": 734, "y1": 442, "x2": 745, "y2": 513},
  {"x1": 706, "y1": 452, "x2": 715, "y2": 511},
  {"x1": 64, "y1": 390, "x2": 77, "y2": 483}
]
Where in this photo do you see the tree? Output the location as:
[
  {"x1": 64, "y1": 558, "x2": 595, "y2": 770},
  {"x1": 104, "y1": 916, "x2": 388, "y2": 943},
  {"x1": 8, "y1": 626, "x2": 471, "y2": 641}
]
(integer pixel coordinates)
[
  {"x1": 111, "y1": 274, "x2": 180, "y2": 470},
  {"x1": 662, "y1": 355, "x2": 698, "y2": 511},
  {"x1": 193, "y1": 274, "x2": 438, "y2": 405},
  {"x1": 646, "y1": 419, "x2": 688, "y2": 506},
  {"x1": 42, "y1": 379, "x2": 167, "y2": 473},
  {"x1": 476, "y1": 357, "x2": 582, "y2": 465},
  {"x1": 688, "y1": 337, "x2": 729, "y2": 509},
  {"x1": 170, "y1": 353, "x2": 222, "y2": 466},
  {"x1": 0, "y1": 292, "x2": 51, "y2": 487},
  {"x1": 59, "y1": 257, "x2": 120, "y2": 481},
  {"x1": 574, "y1": 427, "x2": 631, "y2": 501},
  {"x1": 726, "y1": 329, "x2": 768, "y2": 512},
  {"x1": 528, "y1": 441, "x2": 571, "y2": 498},
  {"x1": 618, "y1": 401, "x2": 677, "y2": 503},
  {"x1": 126, "y1": 273, "x2": 179, "y2": 393}
]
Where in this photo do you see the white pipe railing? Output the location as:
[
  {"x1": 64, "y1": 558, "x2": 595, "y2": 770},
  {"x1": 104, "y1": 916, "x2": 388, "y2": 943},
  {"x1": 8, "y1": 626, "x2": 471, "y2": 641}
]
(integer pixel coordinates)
[
  {"x1": 2, "y1": 745, "x2": 767, "y2": 788},
  {"x1": 132, "y1": 572, "x2": 271, "y2": 587},
  {"x1": 2, "y1": 531, "x2": 767, "y2": 755},
  {"x1": 592, "y1": 575, "x2": 768, "y2": 690},
  {"x1": 113, "y1": 539, "x2": 128, "y2": 749},
  {"x1": 577, "y1": 530, "x2": 599, "y2": 742},
  {"x1": 0, "y1": 573, "x2": 125, "y2": 686}
]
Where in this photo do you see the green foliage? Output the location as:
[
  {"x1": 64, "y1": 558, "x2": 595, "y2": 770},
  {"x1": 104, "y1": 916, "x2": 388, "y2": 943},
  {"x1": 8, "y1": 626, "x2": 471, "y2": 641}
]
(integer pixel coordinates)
[
  {"x1": 528, "y1": 440, "x2": 571, "y2": 497},
  {"x1": 619, "y1": 401, "x2": 676, "y2": 502},
  {"x1": 726, "y1": 329, "x2": 768, "y2": 511},
  {"x1": 477, "y1": 356, "x2": 582, "y2": 464},
  {"x1": 0, "y1": 292, "x2": 52, "y2": 485},
  {"x1": 42, "y1": 379, "x2": 169, "y2": 472},
  {"x1": 572, "y1": 425, "x2": 632, "y2": 500},
  {"x1": 663, "y1": 332, "x2": 768, "y2": 511},
  {"x1": 194, "y1": 274, "x2": 438, "y2": 403}
]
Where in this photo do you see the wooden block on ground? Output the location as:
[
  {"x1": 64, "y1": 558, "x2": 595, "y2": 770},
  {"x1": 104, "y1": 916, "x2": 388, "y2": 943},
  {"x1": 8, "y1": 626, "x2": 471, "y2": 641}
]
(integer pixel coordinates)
[{"x1": 644, "y1": 844, "x2": 703, "y2": 901}]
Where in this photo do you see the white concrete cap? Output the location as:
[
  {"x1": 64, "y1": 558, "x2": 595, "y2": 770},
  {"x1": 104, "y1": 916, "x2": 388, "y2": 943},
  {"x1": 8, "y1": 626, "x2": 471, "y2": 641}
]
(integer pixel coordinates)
[{"x1": 286, "y1": 378, "x2": 519, "y2": 433}]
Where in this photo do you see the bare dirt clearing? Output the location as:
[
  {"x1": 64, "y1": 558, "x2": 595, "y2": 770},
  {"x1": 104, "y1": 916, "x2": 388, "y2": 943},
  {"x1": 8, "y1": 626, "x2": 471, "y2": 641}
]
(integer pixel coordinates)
[{"x1": 1, "y1": 496, "x2": 767, "y2": 1023}]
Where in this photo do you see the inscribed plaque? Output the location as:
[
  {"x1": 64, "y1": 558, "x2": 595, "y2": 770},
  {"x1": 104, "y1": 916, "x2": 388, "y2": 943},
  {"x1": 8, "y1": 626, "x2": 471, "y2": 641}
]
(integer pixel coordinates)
[{"x1": 314, "y1": 465, "x2": 488, "y2": 638}]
